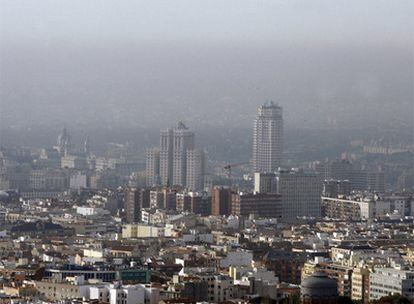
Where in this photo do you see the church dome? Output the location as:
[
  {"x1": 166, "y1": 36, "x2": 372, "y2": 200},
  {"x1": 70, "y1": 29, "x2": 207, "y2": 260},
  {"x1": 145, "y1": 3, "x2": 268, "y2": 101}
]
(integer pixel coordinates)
[{"x1": 301, "y1": 271, "x2": 338, "y2": 300}]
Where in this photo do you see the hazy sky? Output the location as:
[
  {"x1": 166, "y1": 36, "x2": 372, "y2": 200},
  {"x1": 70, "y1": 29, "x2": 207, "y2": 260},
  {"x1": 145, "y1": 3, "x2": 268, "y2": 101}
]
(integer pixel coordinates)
[
  {"x1": 1, "y1": 0, "x2": 412, "y2": 45},
  {"x1": 0, "y1": 0, "x2": 413, "y2": 130}
]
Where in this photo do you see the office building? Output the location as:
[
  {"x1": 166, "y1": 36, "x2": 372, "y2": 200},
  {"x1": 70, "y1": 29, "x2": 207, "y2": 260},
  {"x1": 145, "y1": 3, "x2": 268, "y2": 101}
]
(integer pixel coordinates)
[
  {"x1": 150, "y1": 190, "x2": 164, "y2": 208},
  {"x1": 367, "y1": 170, "x2": 385, "y2": 193},
  {"x1": 322, "y1": 179, "x2": 351, "y2": 198},
  {"x1": 252, "y1": 102, "x2": 283, "y2": 173},
  {"x1": 189, "y1": 192, "x2": 211, "y2": 216},
  {"x1": 125, "y1": 188, "x2": 140, "y2": 223},
  {"x1": 211, "y1": 186, "x2": 232, "y2": 216},
  {"x1": 254, "y1": 172, "x2": 277, "y2": 193},
  {"x1": 329, "y1": 159, "x2": 353, "y2": 181},
  {"x1": 159, "y1": 128, "x2": 173, "y2": 186},
  {"x1": 277, "y1": 169, "x2": 322, "y2": 221},
  {"x1": 176, "y1": 192, "x2": 191, "y2": 212},
  {"x1": 125, "y1": 188, "x2": 150, "y2": 223},
  {"x1": 172, "y1": 121, "x2": 195, "y2": 187},
  {"x1": 175, "y1": 191, "x2": 210, "y2": 215},
  {"x1": 146, "y1": 148, "x2": 160, "y2": 187},
  {"x1": 161, "y1": 187, "x2": 177, "y2": 210},
  {"x1": 315, "y1": 160, "x2": 385, "y2": 193},
  {"x1": 186, "y1": 149, "x2": 205, "y2": 191},
  {"x1": 231, "y1": 192, "x2": 282, "y2": 218}
]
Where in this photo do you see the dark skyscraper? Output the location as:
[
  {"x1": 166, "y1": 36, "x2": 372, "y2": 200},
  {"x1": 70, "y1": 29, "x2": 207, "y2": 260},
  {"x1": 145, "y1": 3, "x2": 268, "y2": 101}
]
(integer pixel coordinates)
[
  {"x1": 124, "y1": 188, "x2": 150, "y2": 223},
  {"x1": 211, "y1": 186, "x2": 232, "y2": 216}
]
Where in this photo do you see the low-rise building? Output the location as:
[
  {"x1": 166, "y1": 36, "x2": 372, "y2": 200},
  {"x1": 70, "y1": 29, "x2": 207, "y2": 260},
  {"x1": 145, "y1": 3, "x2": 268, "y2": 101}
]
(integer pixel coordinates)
[{"x1": 122, "y1": 224, "x2": 165, "y2": 238}]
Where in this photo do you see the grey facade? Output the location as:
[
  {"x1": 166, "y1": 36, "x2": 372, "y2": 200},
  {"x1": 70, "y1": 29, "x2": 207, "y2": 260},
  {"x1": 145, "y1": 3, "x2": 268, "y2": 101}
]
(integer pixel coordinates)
[
  {"x1": 146, "y1": 148, "x2": 160, "y2": 187},
  {"x1": 277, "y1": 169, "x2": 322, "y2": 221}
]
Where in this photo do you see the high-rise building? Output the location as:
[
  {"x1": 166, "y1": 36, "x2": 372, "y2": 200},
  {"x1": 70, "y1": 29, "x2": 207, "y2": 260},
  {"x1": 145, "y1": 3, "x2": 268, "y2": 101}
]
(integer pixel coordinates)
[
  {"x1": 125, "y1": 188, "x2": 140, "y2": 223},
  {"x1": 149, "y1": 190, "x2": 164, "y2": 208},
  {"x1": 124, "y1": 188, "x2": 150, "y2": 223},
  {"x1": 211, "y1": 186, "x2": 232, "y2": 216},
  {"x1": 140, "y1": 189, "x2": 151, "y2": 210},
  {"x1": 83, "y1": 135, "x2": 90, "y2": 155},
  {"x1": 189, "y1": 192, "x2": 211, "y2": 216},
  {"x1": 172, "y1": 121, "x2": 194, "y2": 187},
  {"x1": 146, "y1": 148, "x2": 160, "y2": 187},
  {"x1": 367, "y1": 170, "x2": 385, "y2": 193},
  {"x1": 177, "y1": 191, "x2": 212, "y2": 215},
  {"x1": 322, "y1": 179, "x2": 351, "y2": 198},
  {"x1": 176, "y1": 192, "x2": 191, "y2": 212},
  {"x1": 161, "y1": 187, "x2": 177, "y2": 210},
  {"x1": 186, "y1": 149, "x2": 205, "y2": 191},
  {"x1": 56, "y1": 127, "x2": 71, "y2": 156},
  {"x1": 254, "y1": 172, "x2": 277, "y2": 193},
  {"x1": 314, "y1": 159, "x2": 385, "y2": 193},
  {"x1": 277, "y1": 169, "x2": 322, "y2": 221},
  {"x1": 329, "y1": 159, "x2": 353, "y2": 181},
  {"x1": 159, "y1": 128, "x2": 173, "y2": 186},
  {"x1": 252, "y1": 102, "x2": 283, "y2": 173},
  {"x1": 146, "y1": 121, "x2": 204, "y2": 189}
]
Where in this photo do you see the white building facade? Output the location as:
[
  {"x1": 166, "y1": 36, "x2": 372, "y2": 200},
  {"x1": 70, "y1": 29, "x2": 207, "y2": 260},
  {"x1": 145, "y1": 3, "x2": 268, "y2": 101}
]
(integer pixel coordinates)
[{"x1": 252, "y1": 102, "x2": 283, "y2": 173}]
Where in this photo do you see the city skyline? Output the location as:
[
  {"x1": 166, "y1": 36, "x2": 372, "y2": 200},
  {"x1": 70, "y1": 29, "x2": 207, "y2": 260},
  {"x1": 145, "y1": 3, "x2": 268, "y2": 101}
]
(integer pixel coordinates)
[{"x1": 0, "y1": 1, "x2": 412, "y2": 303}]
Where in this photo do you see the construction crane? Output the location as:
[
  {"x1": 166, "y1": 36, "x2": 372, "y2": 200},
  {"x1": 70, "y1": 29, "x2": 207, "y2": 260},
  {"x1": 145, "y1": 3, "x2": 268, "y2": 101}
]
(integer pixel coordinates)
[{"x1": 223, "y1": 161, "x2": 250, "y2": 180}]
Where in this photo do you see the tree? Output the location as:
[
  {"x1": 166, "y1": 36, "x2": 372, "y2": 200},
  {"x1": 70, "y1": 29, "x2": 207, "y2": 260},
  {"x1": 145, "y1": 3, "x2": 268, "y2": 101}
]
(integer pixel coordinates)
[{"x1": 373, "y1": 294, "x2": 411, "y2": 304}]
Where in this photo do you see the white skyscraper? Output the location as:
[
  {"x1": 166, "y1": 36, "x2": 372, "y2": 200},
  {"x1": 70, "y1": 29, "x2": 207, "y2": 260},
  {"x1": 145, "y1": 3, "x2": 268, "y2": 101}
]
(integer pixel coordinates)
[
  {"x1": 56, "y1": 127, "x2": 71, "y2": 156},
  {"x1": 147, "y1": 121, "x2": 202, "y2": 189},
  {"x1": 252, "y1": 102, "x2": 283, "y2": 173},
  {"x1": 159, "y1": 128, "x2": 173, "y2": 186},
  {"x1": 172, "y1": 121, "x2": 194, "y2": 187}
]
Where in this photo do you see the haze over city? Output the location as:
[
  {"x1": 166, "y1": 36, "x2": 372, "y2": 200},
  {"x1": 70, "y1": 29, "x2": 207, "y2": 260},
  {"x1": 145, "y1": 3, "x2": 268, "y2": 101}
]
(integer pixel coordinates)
[
  {"x1": 0, "y1": 2, "x2": 413, "y2": 304},
  {"x1": 1, "y1": 1, "x2": 413, "y2": 133}
]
